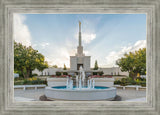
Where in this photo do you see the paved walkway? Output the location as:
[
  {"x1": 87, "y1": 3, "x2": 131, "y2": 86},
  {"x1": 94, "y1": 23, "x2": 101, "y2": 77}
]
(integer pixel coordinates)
[
  {"x1": 116, "y1": 89, "x2": 146, "y2": 101},
  {"x1": 14, "y1": 88, "x2": 146, "y2": 101}
]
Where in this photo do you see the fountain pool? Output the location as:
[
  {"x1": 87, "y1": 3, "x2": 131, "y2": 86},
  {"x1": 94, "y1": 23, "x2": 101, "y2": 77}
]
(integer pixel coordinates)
[
  {"x1": 45, "y1": 66, "x2": 116, "y2": 101},
  {"x1": 51, "y1": 86, "x2": 109, "y2": 89}
]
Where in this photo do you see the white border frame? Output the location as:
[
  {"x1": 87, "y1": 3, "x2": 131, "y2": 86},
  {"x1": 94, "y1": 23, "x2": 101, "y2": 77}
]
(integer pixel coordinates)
[{"x1": 0, "y1": 0, "x2": 159, "y2": 115}]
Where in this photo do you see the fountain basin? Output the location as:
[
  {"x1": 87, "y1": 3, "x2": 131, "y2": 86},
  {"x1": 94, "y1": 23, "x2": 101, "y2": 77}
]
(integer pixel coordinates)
[{"x1": 45, "y1": 86, "x2": 116, "y2": 100}]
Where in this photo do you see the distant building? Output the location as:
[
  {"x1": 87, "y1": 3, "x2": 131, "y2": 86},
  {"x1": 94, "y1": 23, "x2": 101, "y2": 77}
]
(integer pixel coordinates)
[
  {"x1": 14, "y1": 73, "x2": 19, "y2": 78},
  {"x1": 32, "y1": 67, "x2": 129, "y2": 76},
  {"x1": 32, "y1": 21, "x2": 129, "y2": 77},
  {"x1": 99, "y1": 67, "x2": 129, "y2": 76}
]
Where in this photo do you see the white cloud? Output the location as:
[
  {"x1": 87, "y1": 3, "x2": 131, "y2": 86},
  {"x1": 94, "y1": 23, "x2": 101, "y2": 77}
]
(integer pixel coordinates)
[
  {"x1": 40, "y1": 42, "x2": 50, "y2": 49},
  {"x1": 82, "y1": 33, "x2": 96, "y2": 44},
  {"x1": 75, "y1": 19, "x2": 97, "y2": 44},
  {"x1": 43, "y1": 41, "x2": 77, "y2": 68},
  {"x1": 45, "y1": 56, "x2": 69, "y2": 68},
  {"x1": 75, "y1": 33, "x2": 96, "y2": 44},
  {"x1": 13, "y1": 14, "x2": 32, "y2": 47},
  {"x1": 105, "y1": 40, "x2": 146, "y2": 67},
  {"x1": 32, "y1": 42, "x2": 50, "y2": 49},
  {"x1": 83, "y1": 50, "x2": 89, "y2": 55},
  {"x1": 32, "y1": 44, "x2": 37, "y2": 48},
  {"x1": 44, "y1": 49, "x2": 71, "y2": 68}
]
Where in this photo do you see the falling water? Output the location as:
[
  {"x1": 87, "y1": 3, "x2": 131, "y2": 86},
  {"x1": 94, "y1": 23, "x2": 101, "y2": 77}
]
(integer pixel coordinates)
[
  {"x1": 66, "y1": 66, "x2": 95, "y2": 90},
  {"x1": 66, "y1": 76, "x2": 73, "y2": 89},
  {"x1": 76, "y1": 75, "x2": 78, "y2": 88}
]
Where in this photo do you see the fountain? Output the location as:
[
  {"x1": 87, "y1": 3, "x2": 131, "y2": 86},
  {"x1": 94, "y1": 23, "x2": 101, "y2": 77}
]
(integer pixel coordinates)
[
  {"x1": 45, "y1": 66, "x2": 116, "y2": 100},
  {"x1": 66, "y1": 66, "x2": 95, "y2": 90}
]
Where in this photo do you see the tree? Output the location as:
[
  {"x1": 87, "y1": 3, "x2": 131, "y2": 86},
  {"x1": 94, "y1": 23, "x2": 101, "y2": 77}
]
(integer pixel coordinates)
[
  {"x1": 52, "y1": 65, "x2": 58, "y2": 68},
  {"x1": 116, "y1": 48, "x2": 146, "y2": 79},
  {"x1": 134, "y1": 48, "x2": 146, "y2": 75},
  {"x1": 63, "y1": 64, "x2": 67, "y2": 70},
  {"x1": 99, "y1": 71, "x2": 104, "y2": 76},
  {"x1": 56, "y1": 72, "x2": 61, "y2": 76},
  {"x1": 63, "y1": 72, "x2": 68, "y2": 75},
  {"x1": 14, "y1": 41, "x2": 48, "y2": 78},
  {"x1": 94, "y1": 60, "x2": 99, "y2": 70}
]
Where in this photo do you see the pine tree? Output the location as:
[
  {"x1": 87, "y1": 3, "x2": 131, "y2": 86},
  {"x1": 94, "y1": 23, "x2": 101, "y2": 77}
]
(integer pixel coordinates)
[
  {"x1": 63, "y1": 64, "x2": 67, "y2": 70},
  {"x1": 94, "y1": 60, "x2": 99, "y2": 70}
]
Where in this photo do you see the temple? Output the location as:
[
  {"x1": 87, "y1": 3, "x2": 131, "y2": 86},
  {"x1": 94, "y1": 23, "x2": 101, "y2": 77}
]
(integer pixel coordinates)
[
  {"x1": 32, "y1": 21, "x2": 129, "y2": 77},
  {"x1": 70, "y1": 21, "x2": 91, "y2": 71}
]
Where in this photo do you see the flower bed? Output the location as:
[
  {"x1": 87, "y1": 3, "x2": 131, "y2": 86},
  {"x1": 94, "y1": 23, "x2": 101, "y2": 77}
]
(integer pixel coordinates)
[
  {"x1": 14, "y1": 77, "x2": 47, "y2": 85},
  {"x1": 114, "y1": 77, "x2": 146, "y2": 87},
  {"x1": 50, "y1": 75, "x2": 71, "y2": 78},
  {"x1": 90, "y1": 75, "x2": 112, "y2": 78}
]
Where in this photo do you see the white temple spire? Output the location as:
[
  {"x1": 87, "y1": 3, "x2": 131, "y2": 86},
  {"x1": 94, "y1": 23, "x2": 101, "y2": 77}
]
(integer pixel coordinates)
[
  {"x1": 76, "y1": 21, "x2": 84, "y2": 56},
  {"x1": 79, "y1": 21, "x2": 82, "y2": 46}
]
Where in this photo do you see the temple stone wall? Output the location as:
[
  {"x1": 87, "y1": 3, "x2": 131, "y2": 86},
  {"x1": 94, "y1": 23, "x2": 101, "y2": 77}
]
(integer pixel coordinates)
[
  {"x1": 32, "y1": 67, "x2": 63, "y2": 76},
  {"x1": 99, "y1": 67, "x2": 129, "y2": 76},
  {"x1": 70, "y1": 56, "x2": 91, "y2": 71},
  {"x1": 32, "y1": 67, "x2": 129, "y2": 76},
  {"x1": 77, "y1": 57, "x2": 83, "y2": 63},
  {"x1": 83, "y1": 56, "x2": 91, "y2": 70},
  {"x1": 70, "y1": 56, "x2": 77, "y2": 70}
]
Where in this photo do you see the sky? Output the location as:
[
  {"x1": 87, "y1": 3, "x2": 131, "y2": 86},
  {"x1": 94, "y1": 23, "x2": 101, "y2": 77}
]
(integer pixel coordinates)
[{"x1": 13, "y1": 14, "x2": 146, "y2": 68}]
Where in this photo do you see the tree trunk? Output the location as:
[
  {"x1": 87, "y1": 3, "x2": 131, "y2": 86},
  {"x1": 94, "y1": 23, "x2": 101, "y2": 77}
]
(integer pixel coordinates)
[
  {"x1": 26, "y1": 69, "x2": 30, "y2": 78},
  {"x1": 30, "y1": 70, "x2": 32, "y2": 77},
  {"x1": 22, "y1": 72, "x2": 26, "y2": 78},
  {"x1": 129, "y1": 71, "x2": 137, "y2": 80},
  {"x1": 26, "y1": 69, "x2": 33, "y2": 78},
  {"x1": 21, "y1": 68, "x2": 26, "y2": 79}
]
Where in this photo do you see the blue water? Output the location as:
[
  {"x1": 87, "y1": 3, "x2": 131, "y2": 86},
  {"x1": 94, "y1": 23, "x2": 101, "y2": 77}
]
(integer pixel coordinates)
[{"x1": 51, "y1": 86, "x2": 109, "y2": 89}]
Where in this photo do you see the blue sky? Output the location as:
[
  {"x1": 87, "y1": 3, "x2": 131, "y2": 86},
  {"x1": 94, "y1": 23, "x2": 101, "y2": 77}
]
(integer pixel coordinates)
[{"x1": 13, "y1": 14, "x2": 146, "y2": 68}]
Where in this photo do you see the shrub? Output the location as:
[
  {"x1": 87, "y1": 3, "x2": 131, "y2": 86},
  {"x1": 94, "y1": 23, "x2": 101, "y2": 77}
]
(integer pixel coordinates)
[
  {"x1": 130, "y1": 80, "x2": 136, "y2": 85},
  {"x1": 14, "y1": 77, "x2": 19, "y2": 81},
  {"x1": 72, "y1": 76, "x2": 76, "y2": 78},
  {"x1": 114, "y1": 77, "x2": 146, "y2": 86},
  {"x1": 93, "y1": 72, "x2": 97, "y2": 75},
  {"x1": 43, "y1": 80, "x2": 47, "y2": 86},
  {"x1": 136, "y1": 79, "x2": 141, "y2": 85},
  {"x1": 140, "y1": 81, "x2": 146, "y2": 87},
  {"x1": 32, "y1": 73, "x2": 38, "y2": 77},
  {"x1": 32, "y1": 77, "x2": 37, "y2": 80},
  {"x1": 140, "y1": 77, "x2": 146, "y2": 81},
  {"x1": 120, "y1": 78, "x2": 127, "y2": 86},
  {"x1": 63, "y1": 72, "x2": 68, "y2": 75},
  {"x1": 23, "y1": 79, "x2": 28, "y2": 85},
  {"x1": 14, "y1": 77, "x2": 24, "y2": 81},
  {"x1": 56, "y1": 72, "x2": 61, "y2": 76},
  {"x1": 120, "y1": 81, "x2": 127, "y2": 86},
  {"x1": 14, "y1": 81, "x2": 23, "y2": 85},
  {"x1": 14, "y1": 78, "x2": 48, "y2": 85},
  {"x1": 31, "y1": 80, "x2": 38, "y2": 84},
  {"x1": 99, "y1": 71, "x2": 104, "y2": 76},
  {"x1": 114, "y1": 80, "x2": 121, "y2": 85}
]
